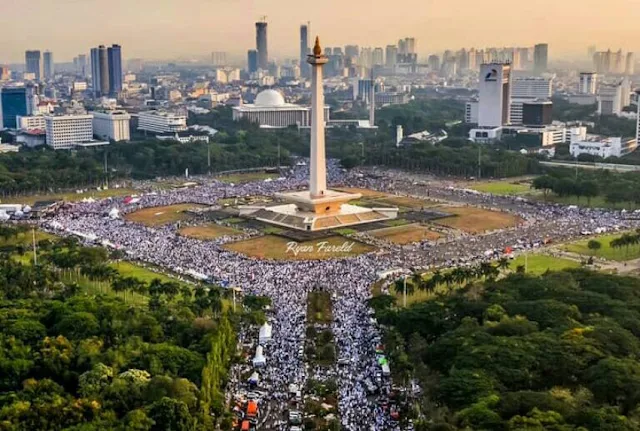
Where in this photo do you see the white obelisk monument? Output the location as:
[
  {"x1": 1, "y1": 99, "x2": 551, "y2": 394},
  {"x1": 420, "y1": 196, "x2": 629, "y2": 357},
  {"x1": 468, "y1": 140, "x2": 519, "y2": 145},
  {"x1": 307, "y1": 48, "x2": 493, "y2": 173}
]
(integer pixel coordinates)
[{"x1": 309, "y1": 36, "x2": 328, "y2": 198}]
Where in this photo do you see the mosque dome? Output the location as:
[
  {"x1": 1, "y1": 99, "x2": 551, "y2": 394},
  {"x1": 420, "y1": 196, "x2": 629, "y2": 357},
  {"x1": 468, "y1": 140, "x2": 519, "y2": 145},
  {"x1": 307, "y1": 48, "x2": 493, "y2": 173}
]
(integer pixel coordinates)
[{"x1": 254, "y1": 89, "x2": 286, "y2": 107}]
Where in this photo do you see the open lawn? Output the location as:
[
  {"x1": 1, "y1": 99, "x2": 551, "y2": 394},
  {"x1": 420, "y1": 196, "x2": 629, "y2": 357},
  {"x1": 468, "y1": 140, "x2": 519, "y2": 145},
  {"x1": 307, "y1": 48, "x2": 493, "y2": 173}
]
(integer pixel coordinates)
[
  {"x1": 124, "y1": 204, "x2": 207, "y2": 226},
  {"x1": 179, "y1": 224, "x2": 241, "y2": 240},
  {"x1": 1, "y1": 187, "x2": 137, "y2": 205},
  {"x1": 372, "y1": 195, "x2": 439, "y2": 211},
  {"x1": 224, "y1": 235, "x2": 375, "y2": 260},
  {"x1": 217, "y1": 172, "x2": 278, "y2": 184},
  {"x1": 470, "y1": 181, "x2": 533, "y2": 196},
  {"x1": 435, "y1": 206, "x2": 522, "y2": 234},
  {"x1": 110, "y1": 261, "x2": 189, "y2": 286},
  {"x1": 510, "y1": 254, "x2": 580, "y2": 275},
  {"x1": 564, "y1": 233, "x2": 640, "y2": 261},
  {"x1": 307, "y1": 291, "x2": 333, "y2": 324},
  {"x1": 334, "y1": 187, "x2": 387, "y2": 198},
  {"x1": 369, "y1": 224, "x2": 440, "y2": 245}
]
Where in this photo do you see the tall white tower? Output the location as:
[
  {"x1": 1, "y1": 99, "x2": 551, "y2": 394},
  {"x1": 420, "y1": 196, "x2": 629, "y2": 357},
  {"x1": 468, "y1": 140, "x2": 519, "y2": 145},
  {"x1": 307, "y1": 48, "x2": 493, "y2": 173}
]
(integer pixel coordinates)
[{"x1": 307, "y1": 37, "x2": 328, "y2": 198}]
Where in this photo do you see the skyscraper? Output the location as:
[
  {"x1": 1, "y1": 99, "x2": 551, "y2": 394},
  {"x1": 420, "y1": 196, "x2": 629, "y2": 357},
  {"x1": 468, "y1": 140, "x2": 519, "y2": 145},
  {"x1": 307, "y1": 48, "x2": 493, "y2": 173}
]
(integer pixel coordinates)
[
  {"x1": 533, "y1": 43, "x2": 548, "y2": 75},
  {"x1": 579, "y1": 72, "x2": 597, "y2": 94},
  {"x1": 385, "y1": 45, "x2": 398, "y2": 67},
  {"x1": 77, "y1": 54, "x2": 87, "y2": 77},
  {"x1": 255, "y1": 20, "x2": 268, "y2": 70},
  {"x1": 248, "y1": 50, "x2": 258, "y2": 74},
  {"x1": 625, "y1": 52, "x2": 635, "y2": 75},
  {"x1": 108, "y1": 44, "x2": 123, "y2": 96},
  {"x1": 372, "y1": 48, "x2": 384, "y2": 66},
  {"x1": 25, "y1": 50, "x2": 42, "y2": 81},
  {"x1": 300, "y1": 23, "x2": 310, "y2": 78},
  {"x1": 0, "y1": 87, "x2": 29, "y2": 129},
  {"x1": 478, "y1": 63, "x2": 512, "y2": 127},
  {"x1": 91, "y1": 45, "x2": 110, "y2": 97},
  {"x1": 43, "y1": 51, "x2": 54, "y2": 80}
]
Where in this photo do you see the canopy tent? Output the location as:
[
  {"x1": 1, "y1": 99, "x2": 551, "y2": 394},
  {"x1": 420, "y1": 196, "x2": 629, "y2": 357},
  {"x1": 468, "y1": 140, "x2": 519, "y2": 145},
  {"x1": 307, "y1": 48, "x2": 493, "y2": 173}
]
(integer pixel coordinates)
[
  {"x1": 252, "y1": 345, "x2": 266, "y2": 368},
  {"x1": 0, "y1": 211, "x2": 9, "y2": 221},
  {"x1": 248, "y1": 372, "x2": 260, "y2": 386},
  {"x1": 108, "y1": 208, "x2": 120, "y2": 219},
  {"x1": 258, "y1": 323, "x2": 272, "y2": 344}
]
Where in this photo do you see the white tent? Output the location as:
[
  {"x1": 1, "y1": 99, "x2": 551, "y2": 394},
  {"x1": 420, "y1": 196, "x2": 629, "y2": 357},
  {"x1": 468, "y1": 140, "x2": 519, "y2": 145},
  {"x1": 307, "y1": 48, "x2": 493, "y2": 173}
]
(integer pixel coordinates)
[
  {"x1": 252, "y1": 345, "x2": 266, "y2": 368},
  {"x1": 248, "y1": 372, "x2": 260, "y2": 385},
  {"x1": 22, "y1": 205, "x2": 31, "y2": 214},
  {"x1": 13, "y1": 210, "x2": 24, "y2": 218},
  {"x1": 0, "y1": 211, "x2": 9, "y2": 221},
  {"x1": 108, "y1": 208, "x2": 120, "y2": 219},
  {"x1": 258, "y1": 323, "x2": 272, "y2": 344}
]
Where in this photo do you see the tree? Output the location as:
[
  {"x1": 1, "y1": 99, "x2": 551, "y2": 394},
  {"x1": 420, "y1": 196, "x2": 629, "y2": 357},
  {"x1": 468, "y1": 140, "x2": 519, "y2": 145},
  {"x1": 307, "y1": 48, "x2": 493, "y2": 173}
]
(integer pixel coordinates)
[{"x1": 587, "y1": 240, "x2": 602, "y2": 256}]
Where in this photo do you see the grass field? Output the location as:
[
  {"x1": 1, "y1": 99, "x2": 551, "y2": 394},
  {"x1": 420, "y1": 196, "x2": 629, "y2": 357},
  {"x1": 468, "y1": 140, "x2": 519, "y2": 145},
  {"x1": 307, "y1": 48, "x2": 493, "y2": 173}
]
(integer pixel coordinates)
[
  {"x1": 217, "y1": 172, "x2": 278, "y2": 184},
  {"x1": 369, "y1": 224, "x2": 440, "y2": 245},
  {"x1": 178, "y1": 224, "x2": 241, "y2": 240},
  {"x1": 307, "y1": 291, "x2": 333, "y2": 324},
  {"x1": 1, "y1": 187, "x2": 136, "y2": 205},
  {"x1": 470, "y1": 181, "x2": 533, "y2": 196},
  {"x1": 224, "y1": 235, "x2": 375, "y2": 260},
  {"x1": 436, "y1": 206, "x2": 522, "y2": 234},
  {"x1": 335, "y1": 187, "x2": 387, "y2": 198},
  {"x1": 510, "y1": 254, "x2": 580, "y2": 275},
  {"x1": 124, "y1": 204, "x2": 207, "y2": 226},
  {"x1": 564, "y1": 233, "x2": 640, "y2": 261}
]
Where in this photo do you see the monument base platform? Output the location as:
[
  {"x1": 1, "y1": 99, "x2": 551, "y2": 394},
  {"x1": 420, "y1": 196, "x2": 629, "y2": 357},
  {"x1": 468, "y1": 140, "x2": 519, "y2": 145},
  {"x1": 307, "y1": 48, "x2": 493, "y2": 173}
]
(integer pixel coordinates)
[{"x1": 238, "y1": 189, "x2": 398, "y2": 232}]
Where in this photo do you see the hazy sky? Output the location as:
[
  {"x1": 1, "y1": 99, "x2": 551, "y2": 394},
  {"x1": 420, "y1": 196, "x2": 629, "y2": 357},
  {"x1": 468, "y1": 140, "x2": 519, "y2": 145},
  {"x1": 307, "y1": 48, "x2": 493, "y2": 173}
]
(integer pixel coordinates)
[{"x1": 1, "y1": 0, "x2": 640, "y2": 63}]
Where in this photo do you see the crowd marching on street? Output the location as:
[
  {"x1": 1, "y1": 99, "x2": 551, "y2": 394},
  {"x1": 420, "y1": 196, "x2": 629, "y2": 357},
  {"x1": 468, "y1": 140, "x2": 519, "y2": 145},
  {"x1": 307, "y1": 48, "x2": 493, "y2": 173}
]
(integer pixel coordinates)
[{"x1": 40, "y1": 161, "x2": 640, "y2": 430}]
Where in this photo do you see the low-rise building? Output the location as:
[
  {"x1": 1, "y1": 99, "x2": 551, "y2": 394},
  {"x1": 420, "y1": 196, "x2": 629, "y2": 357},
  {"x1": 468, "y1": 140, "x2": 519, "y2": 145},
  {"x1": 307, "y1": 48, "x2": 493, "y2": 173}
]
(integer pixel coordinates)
[
  {"x1": 570, "y1": 135, "x2": 637, "y2": 159},
  {"x1": 92, "y1": 110, "x2": 131, "y2": 142},
  {"x1": 16, "y1": 129, "x2": 46, "y2": 148},
  {"x1": 16, "y1": 115, "x2": 46, "y2": 130},
  {"x1": 156, "y1": 131, "x2": 210, "y2": 144},
  {"x1": 138, "y1": 110, "x2": 187, "y2": 134}
]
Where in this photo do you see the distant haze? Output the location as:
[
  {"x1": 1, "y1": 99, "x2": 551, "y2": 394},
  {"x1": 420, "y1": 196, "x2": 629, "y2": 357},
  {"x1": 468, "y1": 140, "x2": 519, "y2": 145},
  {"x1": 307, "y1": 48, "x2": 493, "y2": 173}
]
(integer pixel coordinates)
[{"x1": 1, "y1": 0, "x2": 639, "y2": 62}]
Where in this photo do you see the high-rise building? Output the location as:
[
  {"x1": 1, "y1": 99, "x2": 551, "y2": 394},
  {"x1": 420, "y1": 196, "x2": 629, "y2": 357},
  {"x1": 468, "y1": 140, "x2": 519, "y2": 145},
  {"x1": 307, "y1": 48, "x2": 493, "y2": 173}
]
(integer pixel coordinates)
[
  {"x1": 107, "y1": 44, "x2": 123, "y2": 96},
  {"x1": 0, "y1": 66, "x2": 10, "y2": 82},
  {"x1": 522, "y1": 101, "x2": 553, "y2": 126},
  {"x1": 300, "y1": 23, "x2": 310, "y2": 78},
  {"x1": 427, "y1": 55, "x2": 440, "y2": 71},
  {"x1": 248, "y1": 50, "x2": 258, "y2": 74},
  {"x1": 533, "y1": 43, "x2": 548, "y2": 75},
  {"x1": 372, "y1": 48, "x2": 384, "y2": 67},
  {"x1": 385, "y1": 45, "x2": 398, "y2": 67},
  {"x1": 587, "y1": 45, "x2": 597, "y2": 60},
  {"x1": 626, "y1": 52, "x2": 635, "y2": 75},
  {"x1": 579, "y1": 72, "x2": 597, "y2": 94},
  {"x1": 636, "y1": 92, "x2": 640, "y2": 150},
  {"x1": 256, "y1": 20, "x2": 268, "y2": 70},
  {"x1": 211, "y1": 52, "x2": 227, "y2": 66},
  {"x1": 74, "y1": 54, "x2": 88, "y2": 77},
  {"x1": 43, "y1": 51, "x2": 54, "y2": 80},
  {"x1": 345, "y1": 45, "x2": 360, "y2": 59},
  {"x1": 91, "y1": 45, "x2": 110, "y2": 97},
  {"x1": 25, "y1": 50, "x2": 42, "y2": 81},
  {"x1": 598, "y1": 83, "x2": 623, "y2": 115},
  {"x1": 613, "y1": 49, "x2": 624, "y2": 74},
  {"x1": 0, "y1": 87, "x2": 29, "y2": 129},
  {"x1": 478, "y1": 63, "x2": 512, "y2": 127}
]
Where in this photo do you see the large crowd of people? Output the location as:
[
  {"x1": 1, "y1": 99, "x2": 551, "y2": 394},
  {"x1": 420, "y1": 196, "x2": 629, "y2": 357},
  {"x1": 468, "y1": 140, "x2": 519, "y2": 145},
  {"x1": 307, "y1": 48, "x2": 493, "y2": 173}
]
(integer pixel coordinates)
[{"x1": 40, "y1": 161, "x2": 640, "y2": 430}]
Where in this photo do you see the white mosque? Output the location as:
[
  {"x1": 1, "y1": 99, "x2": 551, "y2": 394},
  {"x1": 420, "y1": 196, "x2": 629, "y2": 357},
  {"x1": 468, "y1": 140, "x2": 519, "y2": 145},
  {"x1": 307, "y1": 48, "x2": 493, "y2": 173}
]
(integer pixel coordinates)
[{"x1": 232, "y1": 89, "x2": 330, "y2": 128}]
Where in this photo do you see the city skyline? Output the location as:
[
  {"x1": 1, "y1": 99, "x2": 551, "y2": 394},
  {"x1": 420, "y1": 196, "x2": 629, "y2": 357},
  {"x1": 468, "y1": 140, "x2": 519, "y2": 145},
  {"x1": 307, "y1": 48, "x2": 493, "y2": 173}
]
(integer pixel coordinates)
[{"x1": 2, "y1": 0, "x2": 640, "y2": 63}]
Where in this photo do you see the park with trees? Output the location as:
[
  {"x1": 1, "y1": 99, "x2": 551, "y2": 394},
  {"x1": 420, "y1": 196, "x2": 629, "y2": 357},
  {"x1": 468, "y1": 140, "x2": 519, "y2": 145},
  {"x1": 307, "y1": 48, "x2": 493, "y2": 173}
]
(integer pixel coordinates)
[
  {"x1": 0, "y1": 225, "x2": 251, "y2": 431},
  {"x1": 371, "y1": 268, "x2": 640, "y2": 430}
]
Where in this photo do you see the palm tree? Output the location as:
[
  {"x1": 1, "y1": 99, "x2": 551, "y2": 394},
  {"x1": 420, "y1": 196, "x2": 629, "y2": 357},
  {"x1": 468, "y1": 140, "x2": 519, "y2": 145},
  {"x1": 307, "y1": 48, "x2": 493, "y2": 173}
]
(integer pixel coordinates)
[
  {"x1": 162, "y1": 281, "x2": 181, "y2": 302},
  {"x1": 431, "y1": 270, "x2": 444, "y2": 289},
  {"x1": 411, "y1": 272, "x2": 424, "y2": 291},
  {"x1": 451, "y1": 267, "x2": 467, "y2": 287}
]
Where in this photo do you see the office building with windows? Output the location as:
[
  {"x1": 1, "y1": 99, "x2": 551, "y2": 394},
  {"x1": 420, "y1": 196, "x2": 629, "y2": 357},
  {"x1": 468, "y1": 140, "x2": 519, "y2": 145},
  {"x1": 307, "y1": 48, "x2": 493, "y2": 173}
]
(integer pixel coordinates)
[
  {"x1": 579, "y1": 72, "x2": 597, "y2": 94},
  {"x1": 478, "y1": 63, "x2": 512, "y2": 127},
  {"x1": 138, "y1": 110, "x2": 187, "y2": 134},
  {"x1": 511, "y1": 77, "x2": 553, "y2": 98},
  {"x1": 25, "y1": 50, "x2": 42, "y2": 81},
  {"x1": 256, "y1": 20, "x2": 268, "y2": 70},
  {"x1": 92, "y1": 110, "x2": 131, "y2": 142},
  {"x1": 300, "y1": 23, "x2": 310, "y2": 78},
  {"x1": 533, "y1": 43, "x2": 548, "y2": 75},
  {"x1": 45, "y1": 114, "x2": 95, "y2": 150},
  {"x1": 43, "y1": 51, "x2": 54, "y2": 80},
  {"x1": 107, "y1": 45, "x2": 122, "y2": 95},
  {"x1": 1, "y1": 87, "x2": 29, "y2": 129}
]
